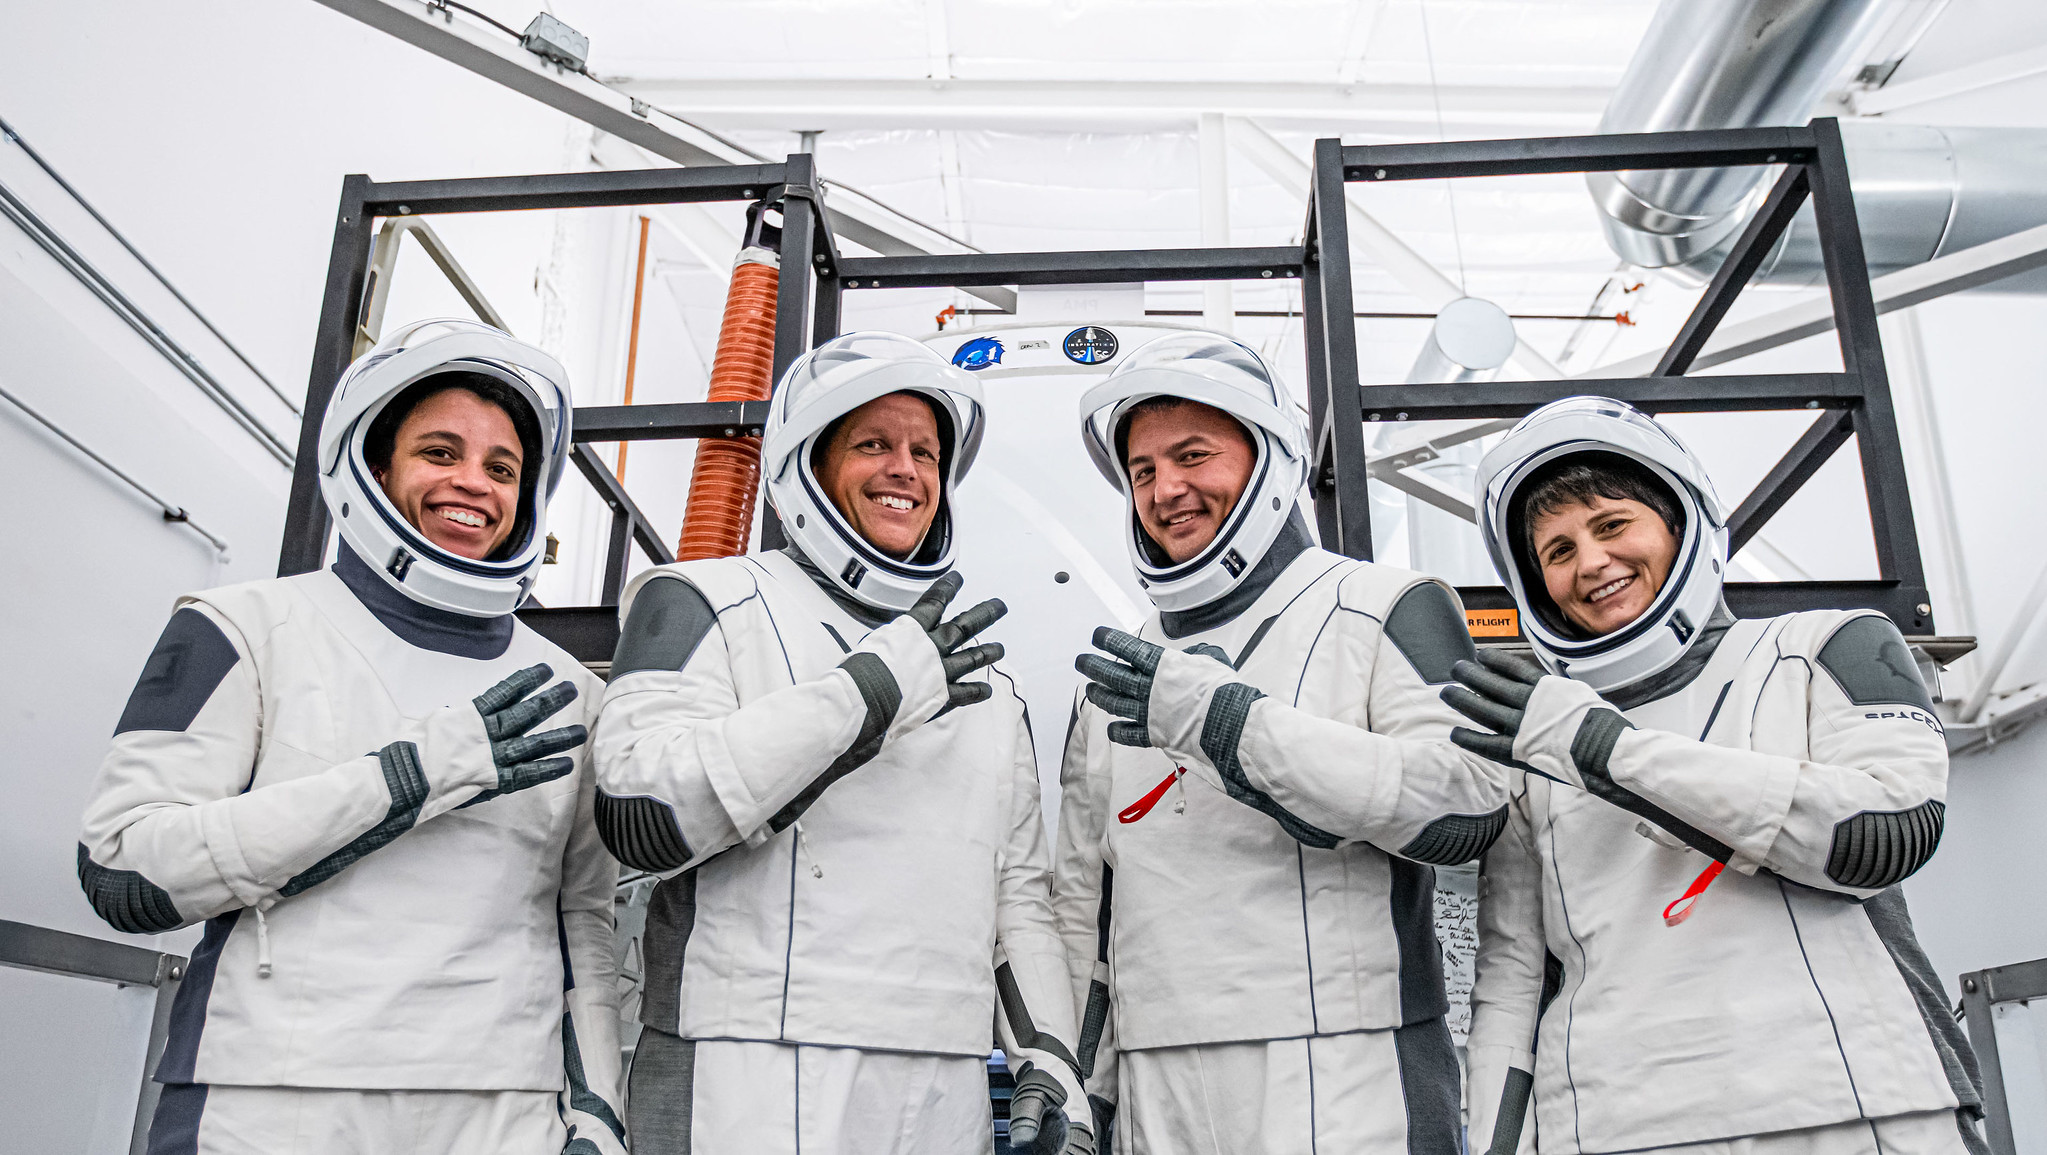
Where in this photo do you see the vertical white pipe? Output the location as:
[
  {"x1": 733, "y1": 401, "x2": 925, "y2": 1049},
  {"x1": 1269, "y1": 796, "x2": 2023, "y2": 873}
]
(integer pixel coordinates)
[{"x1": 1199, "y1": 112, "x2": 1234, "y2": 334}]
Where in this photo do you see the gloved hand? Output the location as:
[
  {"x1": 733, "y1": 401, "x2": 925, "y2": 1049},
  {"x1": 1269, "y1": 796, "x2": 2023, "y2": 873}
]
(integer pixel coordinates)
[
  {"x1": 458, "y1": 663, "x2": 587, "y2": 806},
  {"x1": 1006, "y1": 1067, "x2": 1097, "y2": 1155},
  {"x1": 279, "y1": 664, "x2": 587, "y2": 898},
  {"x1": 384, "y1": 663, "x2": 587, "y2": 822},
  {"x1": 1078, "y1": 628, "x2": 1339, "y2": 848},
  {"x1": 1073, "y1": 627, "x2": 1233, "y2": 750},
  {"x1": 906, "y1": 572, "x2": 1008, "y2": 714},
  {"x1": 844, "y1": 573, "x2": 1007, "y2": 744},
  {"x1": 1439, "y1": 648, "x2": 1632, "y2": 790},
  {"x1": 1007, "y1": 1065, "x2": 1064, "y2": 1147}
]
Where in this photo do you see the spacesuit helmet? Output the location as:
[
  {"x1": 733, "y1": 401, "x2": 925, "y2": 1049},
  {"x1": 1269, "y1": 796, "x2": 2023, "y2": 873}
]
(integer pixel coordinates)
[
  {"x1": 1474, "y1": 396, "x2": 1728, "y2": 692},
  {"x1": 762, "y1": 331, "x2": 986, "y2": 614},
  {"x1": 318, "y1": 318, "x2": 572, "y2": 618},
  {"x1": 1078, "y1": 331, "x2": 1309, "y2": 612}
]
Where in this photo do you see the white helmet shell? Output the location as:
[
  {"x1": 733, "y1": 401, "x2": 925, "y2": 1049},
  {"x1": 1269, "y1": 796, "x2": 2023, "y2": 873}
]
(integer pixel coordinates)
[
  {"x1": 1078, "y1": 332, "x2": 1310, "y2": 612},
  {"x1": 1474, "y1": 396, "x2": 1728, "y2": 692},
  {"x1": 762, "y1": 331, "x2": 986, "y2": 613},
  {"x1": 318, "y1": 318, "x2": 572, "y2": 618}
]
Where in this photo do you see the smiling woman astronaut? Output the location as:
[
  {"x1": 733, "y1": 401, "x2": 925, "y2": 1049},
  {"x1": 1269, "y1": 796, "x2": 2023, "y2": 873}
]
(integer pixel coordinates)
[
  {"x1": 1450, "y1": 397, "x2": 1983, "y2": 1155},
  {"x1": 76, "y1": 319, "x2": 625, "y2": 1155}
]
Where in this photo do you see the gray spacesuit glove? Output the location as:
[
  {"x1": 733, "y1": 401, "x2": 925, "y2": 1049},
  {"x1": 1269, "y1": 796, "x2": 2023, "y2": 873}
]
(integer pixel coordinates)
[
  {"x1": 1007, "y1": 1068, "x2": 1096, "y2": 1155},
  {"x1": 278, "y1": 665, "x2": 584, "y2": 897},
  {"x1": 455, "y1": 663, "x2": 588, "y2": 806},
  {"x1": 1073, "y1": 627, "x2": 1230, "y2": 748},
  {"x1": 1077, "y1": 628, "x2": 1340, "y2": 848},
  {"x1": 904, "y1": 572, "x2": 1008, "y2": 715},
  {"x1": 1442, "y1": 649, "x2": 1734, "y2": 862}
]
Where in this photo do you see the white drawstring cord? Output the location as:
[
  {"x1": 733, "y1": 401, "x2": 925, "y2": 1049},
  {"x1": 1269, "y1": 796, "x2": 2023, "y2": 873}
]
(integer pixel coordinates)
[
  {"x1": 253, "y1": 905, "x2": 273, "y2": 978},
  {"x1": 794, "y1": 821, "x2": 823, "y2": 878}
]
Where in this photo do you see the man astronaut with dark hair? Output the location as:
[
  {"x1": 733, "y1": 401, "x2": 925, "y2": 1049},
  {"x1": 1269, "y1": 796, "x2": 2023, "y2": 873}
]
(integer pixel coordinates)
[
  {"x1": 591, "y1": 332, "x2": 1093, "y2": 1154},
  {"x1": 1448, "y1": 397, "x2": 1983, "y2": 1155},
  {"x1": 1062, "y1": 332, "x2": 1514, "y2": 1153},
  {"x1": 77, "y1": 320, "x2": 625, "y2": 1155}
]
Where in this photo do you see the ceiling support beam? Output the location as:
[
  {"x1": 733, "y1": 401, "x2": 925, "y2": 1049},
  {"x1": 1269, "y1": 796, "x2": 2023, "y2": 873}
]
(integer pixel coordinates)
[
  {"x1": 306, "y1": 0, "x2": 1015, "y2": 310},
  {"x1": 612, "y1": 77, "x2": 1609, "y2": 131},
  {"x1": 1588, "y1": 221, "x2": 2047, "y2": 378},
  {"x1": 1849, "y1": 41, "x2": 2047, "y2": 115},
  {"x1": 1227, "y1": 116, "x2": 1565, "y2": 379}
]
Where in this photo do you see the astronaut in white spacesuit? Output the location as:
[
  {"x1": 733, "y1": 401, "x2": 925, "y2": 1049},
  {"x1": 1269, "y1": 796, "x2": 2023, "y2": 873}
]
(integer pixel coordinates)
[
  {"x1": 1060, "y1": 332, "x2": 1514, "y2": 1155},
  {"x1": 1449, "y1": 397, "x2": 1983, "y2": 1155},
  {"x1": 590, "y1": 331, "x2": 1094, "y2": 1155},
  {"x1": 77, "y1": 319, "x2": 625, "y2": 1155}
]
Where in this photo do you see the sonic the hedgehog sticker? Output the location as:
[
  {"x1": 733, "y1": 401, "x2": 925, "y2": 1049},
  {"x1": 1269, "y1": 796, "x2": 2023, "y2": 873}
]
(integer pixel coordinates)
[
  {"x1": 1063, "y1": 326, "x2": 1118, "y2": 365},
  {"x1": 952, "y1": 337, "x2": 1004, "y2": 371}
]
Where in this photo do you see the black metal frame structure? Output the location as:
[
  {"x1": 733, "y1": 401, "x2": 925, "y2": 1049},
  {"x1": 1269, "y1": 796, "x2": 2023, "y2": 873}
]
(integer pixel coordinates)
[
  {"x1": 2, "y1": 918, "x2": 189, "y2": 1155},
  {"x1": 1959, "y1": 956, "x2": 2047, "y2": 1155},
  {"x1": 276, "y1": 157, "x2": 837, "y2": 659},
  {"x1": 278, "y1": 117, "x2": 1934, "y2": 662},
  {"x1": 1307, "y1": 119, "x2": 1933, "y2": 633}
]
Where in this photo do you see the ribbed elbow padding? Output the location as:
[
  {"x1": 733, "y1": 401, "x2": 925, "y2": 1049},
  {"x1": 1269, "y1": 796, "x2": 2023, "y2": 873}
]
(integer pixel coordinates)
[
  {"x1": 76, "y1": 843, "x2": 182, "y2": 934},
  {"x1": 1827, "y1": 799, "x2": 1945, "y2": 889},
  {"x1": 595, "y1": 791, "x2": 694, "y2": 873},
  {"x1": 1399, "y1": 806, "x2": 1510, "y2": 866}
]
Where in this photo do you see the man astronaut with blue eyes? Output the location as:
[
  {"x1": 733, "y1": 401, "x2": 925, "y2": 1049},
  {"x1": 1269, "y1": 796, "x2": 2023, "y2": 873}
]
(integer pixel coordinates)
[{"x1": 76, "y1": 320, "x2": 624, "y2": 1155}]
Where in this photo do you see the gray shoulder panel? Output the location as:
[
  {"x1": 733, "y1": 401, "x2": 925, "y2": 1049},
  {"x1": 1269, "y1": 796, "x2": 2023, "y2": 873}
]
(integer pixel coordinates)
[
  {"x1": 1817, "y1": 614, "x2": 1934, "y2": 711},
  {"x1": 1385, "y1": 582, "x2": 1477, "y2": 686},
  {"x1": 115, "y1": 608, "x2": 241, "y2": 735},
  {"x1": 611, "y1": 576, "x2": 720, "y2": 680}
]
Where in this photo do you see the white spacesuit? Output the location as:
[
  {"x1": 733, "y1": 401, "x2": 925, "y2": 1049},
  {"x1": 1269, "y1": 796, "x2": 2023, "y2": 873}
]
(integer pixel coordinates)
[
  {"x1": 1059, "y1": 333, "x2": 1514, "y2": 1155},
  {"x1": 1452, "y1": 398, "x2": 1982, "y2": 1155},
  {"x1": 76, "y1": 320, "x2": 625, "y2": 1155},
  {"x1": 590, "y1": 332, "x2": 1093, "y2": 1155}
]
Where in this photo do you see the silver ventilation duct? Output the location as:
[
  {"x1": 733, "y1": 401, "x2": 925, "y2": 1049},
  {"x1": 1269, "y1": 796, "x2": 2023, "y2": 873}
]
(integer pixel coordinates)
[
  {"x1": 1595, "y1": 0, "x2": 2047, "y2": 290},
  {"x1": 1593, "y1": 0, "x2": 1886, "y2": 269},
  {"x1": 1408, "y1": 298, "x2": 1516, "y2": 384},
  {"x1": 1754, "y1": 123, "x2": 2047, "y2": 287}
]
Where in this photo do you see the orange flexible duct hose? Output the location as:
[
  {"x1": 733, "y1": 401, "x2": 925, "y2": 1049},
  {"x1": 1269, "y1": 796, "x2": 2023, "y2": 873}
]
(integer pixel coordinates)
[{"x1": 675, "y1": 248, "x2": 779, "y2": 561}]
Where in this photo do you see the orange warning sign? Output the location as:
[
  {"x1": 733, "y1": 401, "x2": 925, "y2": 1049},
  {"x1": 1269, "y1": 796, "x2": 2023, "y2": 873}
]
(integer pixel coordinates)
[{"x1": 1466, "y1": 609, "x2": 1520, "y2": 638}]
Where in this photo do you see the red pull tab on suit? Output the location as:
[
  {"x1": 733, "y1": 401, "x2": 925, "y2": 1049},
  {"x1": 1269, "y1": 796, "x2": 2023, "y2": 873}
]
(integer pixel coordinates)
[
  {"x1": 1119, "y1": 767, "x2": 1187, "y2": 823},
  {"x1": 1662, "y1": 861, "x2": 1726, "y2": 927}
]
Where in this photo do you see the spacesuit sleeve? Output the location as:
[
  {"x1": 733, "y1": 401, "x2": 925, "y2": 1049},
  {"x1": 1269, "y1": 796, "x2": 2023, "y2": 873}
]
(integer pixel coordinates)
[
  {"x1": 1595, "y1": 613, "x2": 1950, "y2": 895},
  {"x1": 557, "y1": 712, "x2": 628, "y2": 1155},
  {"x1": 1178, "y1": 581, "x2": 1515, "y2": 860},
  {"x1": 993, "y1": 708, "x2": 1092, "y2": 1132},
  {"x1": 591, "y1": 575, "x2": 941, "y2": 875},
  {"x1": 1051, "y1": 690, "x2": 1120, "y2": 1114},
  {"x1": 1465, "y1": 782, "x2": 1545, "y2": 1155},
  {"x1": 77, "y1": 603, "x2": 449, "y2": 932}
]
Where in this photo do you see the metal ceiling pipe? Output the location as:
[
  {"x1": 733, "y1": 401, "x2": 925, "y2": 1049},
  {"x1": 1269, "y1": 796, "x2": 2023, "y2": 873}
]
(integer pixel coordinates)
[
  {"x1": 1754, "y1": 122, "x2": 2047, "y2": 287},
  {"x1": 1408, "y1": 297, "x2": 1517, "y2": 384},
  {"x1": 1590, "y1": 0, "x2": 1887, "y2": 269}
]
